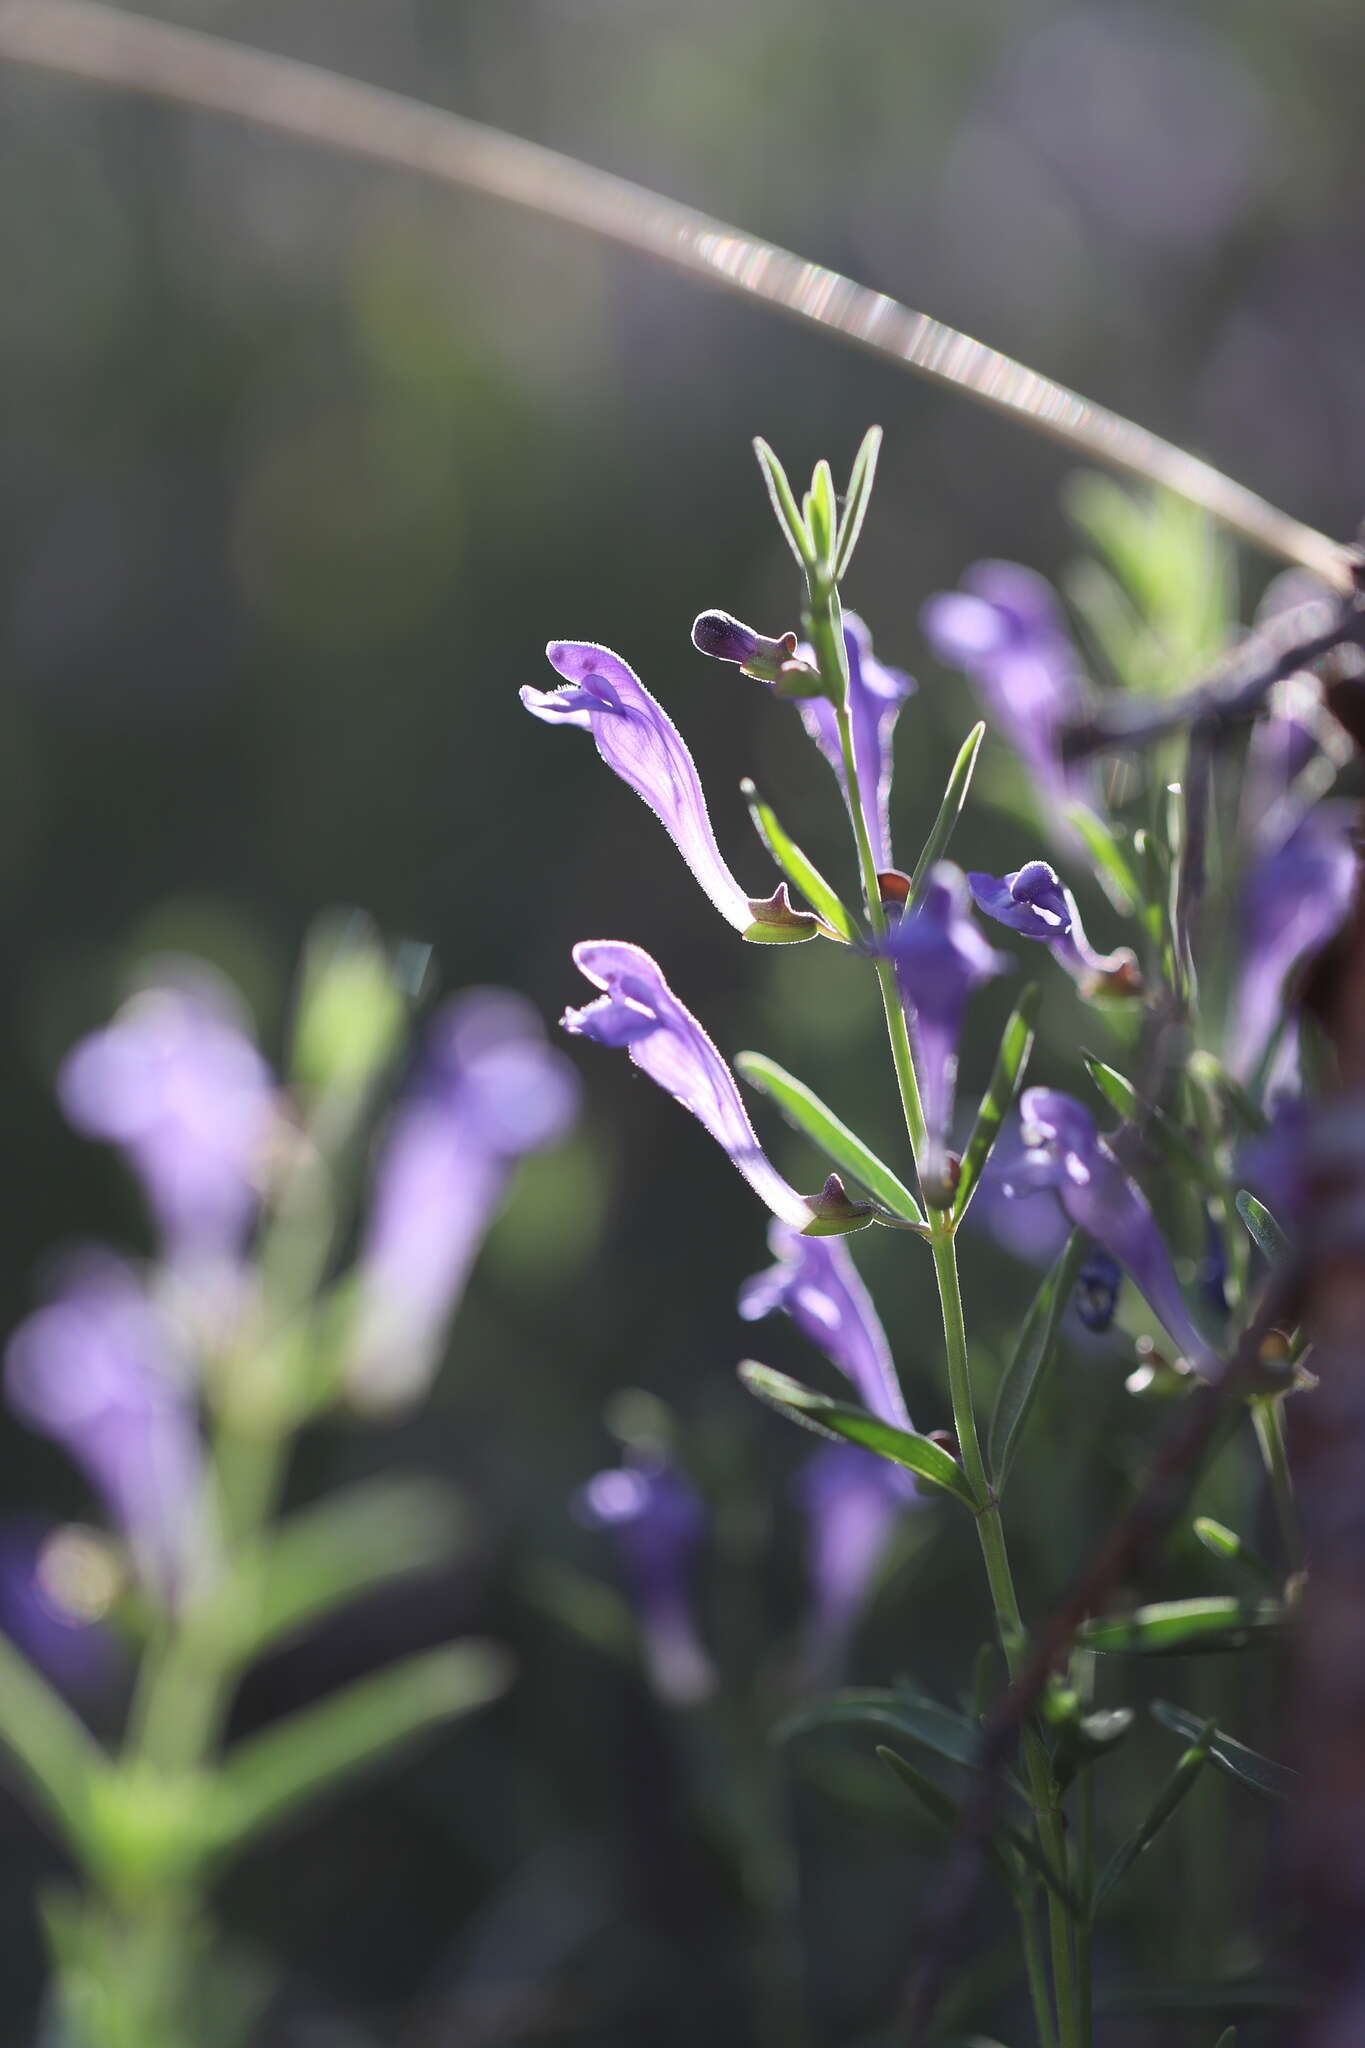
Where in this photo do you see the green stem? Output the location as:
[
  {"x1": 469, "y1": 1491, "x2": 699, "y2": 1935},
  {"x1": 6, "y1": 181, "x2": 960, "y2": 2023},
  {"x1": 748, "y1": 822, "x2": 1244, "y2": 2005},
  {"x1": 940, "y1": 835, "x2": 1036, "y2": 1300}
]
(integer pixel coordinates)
[
  {"x1": 814, "y1": 599, "x2": 1082, "y2": 2045},
  {"x1": 1251, "y1": 1395, "x2": 1303, "y2": 1577},
  {"x1": 933, "y1": 1233, "x2": 1081, "y2": 2048},
  {"x1": 1018, "y1": 1880, "x2": 1061, "y2": 2048},
  {"x1": 1077, "y1": 1769, "x2": 1094, "y2": 2047}
]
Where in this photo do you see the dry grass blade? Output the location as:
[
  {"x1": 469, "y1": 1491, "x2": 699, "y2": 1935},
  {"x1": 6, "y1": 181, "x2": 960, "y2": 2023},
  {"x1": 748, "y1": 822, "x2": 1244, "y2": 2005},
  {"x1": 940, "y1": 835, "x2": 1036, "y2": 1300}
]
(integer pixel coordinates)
[{"x1": 0, "y1": 0, "x2": 1352, "y2": 588}]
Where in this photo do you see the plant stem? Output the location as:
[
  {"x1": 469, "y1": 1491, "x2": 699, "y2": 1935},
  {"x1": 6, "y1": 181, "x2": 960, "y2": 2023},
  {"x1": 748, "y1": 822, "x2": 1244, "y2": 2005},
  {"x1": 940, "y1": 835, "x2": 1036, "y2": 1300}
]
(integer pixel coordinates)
[
  {"x1": 1018, "y1": 1880, "x2": 1061, "y2": 2048},
  {"x1": 1076, "y1": 1768, "x2": 1095, "y2": 2047},
  {"x1": 815, "y1": 605, "x2": 1083, "y2": 2046},
  {"x1": 1251, "y1": 1394, "x2": 1303, "y2": 1577}
]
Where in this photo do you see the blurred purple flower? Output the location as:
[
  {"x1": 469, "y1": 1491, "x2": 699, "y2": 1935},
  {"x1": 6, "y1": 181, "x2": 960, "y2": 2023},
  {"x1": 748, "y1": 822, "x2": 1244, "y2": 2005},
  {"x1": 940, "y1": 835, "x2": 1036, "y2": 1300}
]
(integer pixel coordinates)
[
  {"x1": 58, "y1": 971, "x2": 275, "y2": 1263},
  {"x1": 739, "y1": 1223, "x2": 911, "y2": 1432},
  {"x1": 921, "y1": 563, "x2": 1090, "y2": 813},
  {"x1": 797, "y1": 1444, "x2": 907, "y2": 1680},
  {"x1": 349, "y1": 990, "x2": 580, "y2": 1410},
  {"x1": 969, "y1": 860, "x2": 1138, "y2": 992},
  {"x1": 0, "y1": 1519, "x2": 116, "y2": 1697},
  {"x1": 1229, "y1": 807, "x2": 1356, "y2": 1081},
  {"x1": 523, "y1": 642, "x2": 806, "y2": 938},
  {"x1": 875, "y1": 865, "x2": 1007, "y2": 1201},
  {"x1": 5, "y1": 1255, "x2": 204, "y2": 1597},
  {"x1": 562, "y1": 941, "x2": 813, "y2": 1229},
  {"x1": 577, "y1": 1455, "x2": 714, "y2": 1705},
  {"x1": 969, "y1": 1141, "x2": 1073, "y2": 1268},
  {"x1": 794, "y1": 617, "x2": 915, "y2": 870},
  {"x1": 1000, "y1": 1089, "x2": 1218, "y2": 1374}
]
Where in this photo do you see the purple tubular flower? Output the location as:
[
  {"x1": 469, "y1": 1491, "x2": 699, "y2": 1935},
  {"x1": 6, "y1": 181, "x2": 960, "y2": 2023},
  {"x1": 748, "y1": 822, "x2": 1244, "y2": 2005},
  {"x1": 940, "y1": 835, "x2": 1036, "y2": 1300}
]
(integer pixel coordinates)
[
  {"x1": 875, "y1": 865, "x2": 1007, "y2": 1199},
  {"x1": 968, "y1": 860, "x2": 1138, "y2": 990},
  {"x1": 5, "y1": 1255, "x2": 204, "y2": 1597},
  {"x1": 797, "y1": 1444, "x2": 907, "y2": 1679},
  {"x1": 349, "y1": 991, "x2": 580, "y2": 1411},
  {"x1": 0, "y1": 1520, "x2": 117, "y2": 1696},
  {"x1": 1229, "y1": 806, "x2": 1357, "y2": 1080},
  {"x1": 522, "y1": 642, "x2": 786, "y2": 936},
  {"x1": 921, "y1": 562, "x2": 1090, "y2": 810},
  {"x1": 739, "y1": 1223, "x2": 911, "y2": 1432},
  {"x1": 562, "y1": 942, "x2": 813, "y2": 1229},
  {"x1": 58, "y1": 971, "x2": 275, "y2": 1263},
  {"x1": 795, "y1": 616, "x2": 915, "y2": 870},
  {"x1": 577, "y1": 1455, "x2": 714, "y2": 1705},
  {"x1": 1001, "y1": 1089, "x2": 1218, "y2": 1374}
]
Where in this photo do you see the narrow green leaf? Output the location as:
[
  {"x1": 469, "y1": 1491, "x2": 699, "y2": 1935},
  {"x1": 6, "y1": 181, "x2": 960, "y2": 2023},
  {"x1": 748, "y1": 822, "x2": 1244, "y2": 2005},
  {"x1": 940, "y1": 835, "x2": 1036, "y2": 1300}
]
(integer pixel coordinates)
[
  {"x1": 1191, "y1": 1517, "x2": 1273, "y2": 1585},
  {"x1": 988, "y1": 1232, "x2": 1086, "y2": 1489},
  {"x1": 1096, "y1": 1725, "x2": 1212, "y2": 1904},
  {"x1": 780, "y1": 1688, "x2": 985, "y2": 1772},
  {"x1": 1235, "y1": 1190, "x2": 1289, "y2": 1265},
  {"x1": 953, "y1": 986, "x2": 1039, "y2": 1222},
  {"x1": 1078, "y1": 1597, "x2": 1283, "y2": 1656},
  {"x1": 1083, "y1": 1054, "x2": 1219, "y2": 1190},
  {"x1": 1213, "y1": 2030, "x2": 1238, "y2": 2048},
  {"x1": 833, "y1": 425, "x2": 883, "y2": 581},
  {"x1": 808, "y1": 458, "x2": 838, "y2": 575},
  {"x1": 0, "y1": 1630, "x2": 109, "y2": 1858},
  {"x1": 738, "y1": 1362, "x2": 976, "y2": 1506},
  {"x1": 191, "y1": 1480, "x2": 469, "y2": 1664},
  {"x1": 741, "y1": 780, "x2": 860, "y2": 942},
  {"x1": 753, "y1": 437, "x2": 815, "y2": 570},
  {"x1": 212, "y1": 1643, "x2": 510, "y2": 1852},
  {"x1": 1065, "y1": 805, "x2": 1141, "y2": 915},
  {"x1": 1151, "y1": 1700, "x2": 1298, "y2": 1800},
  {"x1": 735, "y1": 1051, "x2": 925, "y2": 1227},
  {"x1": 909, "y1": 723, "x2": 986, "y2": 897},
  {"x1": 876, "y1": 1744, "x2": 959, "y2": 1827}
]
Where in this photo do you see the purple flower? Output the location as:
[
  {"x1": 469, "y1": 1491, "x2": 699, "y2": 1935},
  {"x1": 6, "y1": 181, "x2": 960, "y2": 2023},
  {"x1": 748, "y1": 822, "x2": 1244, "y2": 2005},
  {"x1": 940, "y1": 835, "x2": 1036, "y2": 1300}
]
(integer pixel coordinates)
[
  {"x1": 58, "y1": 970, "x2": 275, "y2": 1264},
  {"x1": 577, "y1": 1455, "x2": 714, "y2": 1705},
  {"x1": 875, "y1": 865, "x2": 1007, "y2": 1201},
  {"x1": 1074, "y1": 1248, "x2": 1122, "y2": 1333},
  {"x1": 797, "y1": 1444, "x2": 907, "y2": 1679},
  {"x1": 523, "y1": 642, "x2": 813, "y2": 939},
  {"x1": 5, "y1": 1255, "x2": 204, "y2": 1597},
  {"x1": 1000, "y1": 1089, "x2": 1218, "y2": 1374},
  {"x1": 921, "y1": 562, "x2": 1090, "y2": 811},
  {"x1": 562, "y1": 942, "x2": 813, "y2": 1229},
  {"x1": 0, "y1": 1519, "x2": 117, "y2": 1697},
  {"x1": 794, "y1": 617, "x2": 915, "y2": 870},
  {"x1": 968, "y1": 860, "x2": 1139, "y2": 992},
  {"x1": 1229, "y1": 806, "x2": 1357, "y2": 1080},
  {"x1": 349, "y1": 991, "x2": 580, "y2": 1410},
  {"x1": 739, "y1": 1223, "x2": 911, "y2": 1432}
]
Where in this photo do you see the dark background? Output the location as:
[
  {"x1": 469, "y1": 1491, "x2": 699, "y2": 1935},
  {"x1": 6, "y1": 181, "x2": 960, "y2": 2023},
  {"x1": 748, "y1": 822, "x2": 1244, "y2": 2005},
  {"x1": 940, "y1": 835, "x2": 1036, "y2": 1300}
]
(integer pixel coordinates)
[{"x1": 1, "y1": 2, "x2": 1358, "y2": 2040}]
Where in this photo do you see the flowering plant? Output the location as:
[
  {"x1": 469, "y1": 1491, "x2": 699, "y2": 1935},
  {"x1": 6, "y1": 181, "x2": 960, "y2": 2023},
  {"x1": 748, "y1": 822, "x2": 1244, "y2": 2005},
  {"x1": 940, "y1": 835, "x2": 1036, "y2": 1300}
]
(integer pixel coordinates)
[{"x1": 531, "y1": 430, "x2": 1348, "y2": 2046}]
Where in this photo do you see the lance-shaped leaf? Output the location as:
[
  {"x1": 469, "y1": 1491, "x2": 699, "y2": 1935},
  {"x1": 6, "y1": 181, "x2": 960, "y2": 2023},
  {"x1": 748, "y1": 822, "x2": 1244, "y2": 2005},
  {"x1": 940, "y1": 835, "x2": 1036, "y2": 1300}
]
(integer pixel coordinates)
[
  {"x1": 211, "y1": 1643, "x2": 510, "y2": 1854},
  {"x1": 1192, "y1": 1517, "x2": 1273, "y2": 1586},
  {"x1": 875, "y1": 1746, "x2": 1079, "y2": 1914},
  {"x1": 833, "y1": 426, "x2": 883, "y2": 581},
  {"x1": 753, "y1": 437, "x2": 816, "y2": 572},
  {"x1": 953, "y1": 985, "x2": 1039, "y2": 1223},
  {"x1": 988, "y1": 1231, "x2": 1085, "y2": 1488},
  {"x1": 1151, "y1": 1700, "x2": 1298, "y2": 1800},
  {"x1": 735, "y1": 1052, "x2": 925, "y2": 1228},
  {"x1": 192, "y1": 1480, "x2": 469, "y2": 1664},
  {"x1": 1095, "y1": 1721, "x2": 1213, "y2": 1905},
  {"x1": 0, "y1": 1628, "x2": 110, "y2": 1860},
  {"x1": 780, "y1": 1688, "x2": 988, "y2": 1773},
  {"x1": 909, "y1": 723, "x2": 985, "y2": 900},
  {"x1": 1078, "y1": 1596, "x2": 1283, "y2": 1656},
  {"x1": 737, "y1": 1361, "x2": 976, "y2": 1506},
  {"x1": 1235, "y1": 1189, "x2": 1289, "y2": 1265},
  {"x1": 741, "y1": 780, "x2": 860, "y2": 942},
  {"x1": 1084, "y1": 1055, "x2": 1219, "y2": 1192},
  {"x1": 1065, "y1": 803, "x2": 1141, "y2": 915}
]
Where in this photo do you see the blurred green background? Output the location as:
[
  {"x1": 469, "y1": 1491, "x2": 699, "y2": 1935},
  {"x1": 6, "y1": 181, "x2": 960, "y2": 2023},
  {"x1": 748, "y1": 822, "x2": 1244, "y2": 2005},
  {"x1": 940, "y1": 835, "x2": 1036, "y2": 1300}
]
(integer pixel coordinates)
[{"x1": 0, "y1": 1, "x2": 1357, "y2": 2039}]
